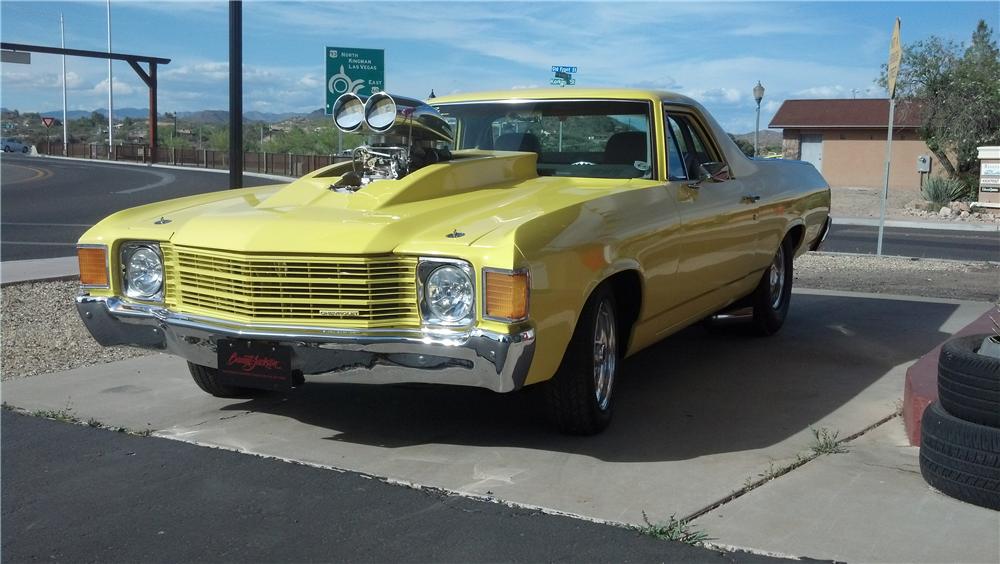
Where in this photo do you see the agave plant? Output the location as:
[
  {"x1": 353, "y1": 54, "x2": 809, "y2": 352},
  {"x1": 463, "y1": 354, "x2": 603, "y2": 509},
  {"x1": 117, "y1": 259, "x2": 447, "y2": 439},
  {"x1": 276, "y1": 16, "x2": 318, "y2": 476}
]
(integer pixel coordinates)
[{"x1": 921, "y1": 176, "x2": 967, "y2": 208}]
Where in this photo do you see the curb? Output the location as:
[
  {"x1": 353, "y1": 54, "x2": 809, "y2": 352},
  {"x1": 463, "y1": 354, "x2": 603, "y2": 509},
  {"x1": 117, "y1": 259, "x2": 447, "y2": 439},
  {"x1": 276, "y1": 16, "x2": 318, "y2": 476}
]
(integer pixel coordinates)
[
  {"x1": 832, "y1": 216, "x2": 1000, "y2": 233},
  {"x1": 902, "y1": 309, "x2": 996, "y2": 446},
  {"x1": 1, "y1": 256, "x2": 79, "y2": 286},
  {"x1": 29, "y1": 154, "x2": 296, "y2": 183}
]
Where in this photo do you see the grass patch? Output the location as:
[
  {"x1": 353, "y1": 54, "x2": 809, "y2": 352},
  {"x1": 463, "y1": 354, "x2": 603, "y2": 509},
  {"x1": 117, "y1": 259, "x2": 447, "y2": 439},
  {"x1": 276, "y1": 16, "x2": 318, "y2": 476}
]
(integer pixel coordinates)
[
  {"x1": 810, "y1": 427, "x2": 848, "y2": 455},
  {"x1": 637, "y1": 511, "x2": 712, "y2": 546}
]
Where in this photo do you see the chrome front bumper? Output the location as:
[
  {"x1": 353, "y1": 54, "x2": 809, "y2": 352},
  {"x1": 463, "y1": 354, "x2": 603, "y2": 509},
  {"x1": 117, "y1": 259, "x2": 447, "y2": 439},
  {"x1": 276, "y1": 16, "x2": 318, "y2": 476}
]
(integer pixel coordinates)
[{"x1": 76, "y1": 295, "x2": 535, "y2": 393}]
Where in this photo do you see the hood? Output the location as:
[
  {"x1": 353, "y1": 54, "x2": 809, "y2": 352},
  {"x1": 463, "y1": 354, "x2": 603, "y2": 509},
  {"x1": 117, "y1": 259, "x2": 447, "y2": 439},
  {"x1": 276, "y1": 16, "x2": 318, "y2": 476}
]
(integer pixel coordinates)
[{"x1": 89, "y1": 152, "x2": 617, "y2": 255}]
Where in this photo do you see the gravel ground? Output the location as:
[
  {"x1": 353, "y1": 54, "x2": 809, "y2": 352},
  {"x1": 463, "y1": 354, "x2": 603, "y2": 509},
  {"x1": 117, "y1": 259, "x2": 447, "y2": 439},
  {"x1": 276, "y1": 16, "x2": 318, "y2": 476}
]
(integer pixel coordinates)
[
  {"x1": 2, "y1": 255, "x2": 997, "y2": 381},
  {"x1": 1, "y1": 280, "x2": 153, "y2": 381},
  {"x1": 796, "y1": 252, "x2": 1000, "y2": 302},
  {"x1": 832, "y1": 186, "x2": 1000, "y2": 224}
]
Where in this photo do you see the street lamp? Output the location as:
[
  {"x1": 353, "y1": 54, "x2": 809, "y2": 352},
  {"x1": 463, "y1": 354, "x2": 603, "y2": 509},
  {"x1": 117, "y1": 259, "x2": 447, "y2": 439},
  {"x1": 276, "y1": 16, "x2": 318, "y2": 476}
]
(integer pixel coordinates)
[{"x1": 753, "y1": 81, "x2": 765, "y2": 158}]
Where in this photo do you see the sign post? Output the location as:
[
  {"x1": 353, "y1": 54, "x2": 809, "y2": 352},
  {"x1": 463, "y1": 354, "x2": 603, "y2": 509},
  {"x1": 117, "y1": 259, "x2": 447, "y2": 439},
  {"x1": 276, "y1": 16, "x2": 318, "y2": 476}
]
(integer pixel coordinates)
[
  {"x1": 877, "y1": 17, "x2": 901, "y2": 256},
  {"x1": 325, "y1": 46, "x2": 384, "y2": 114},
  {"x1": 42, "y1": 116, "x2": 55, "y2": 153}
]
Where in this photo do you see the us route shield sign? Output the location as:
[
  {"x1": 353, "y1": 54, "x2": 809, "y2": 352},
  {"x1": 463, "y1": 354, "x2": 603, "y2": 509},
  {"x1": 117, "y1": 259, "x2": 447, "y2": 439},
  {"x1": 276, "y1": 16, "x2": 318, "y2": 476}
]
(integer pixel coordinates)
[{"x1": 325, "y1": 47, "x2": 385, "y2": 114}]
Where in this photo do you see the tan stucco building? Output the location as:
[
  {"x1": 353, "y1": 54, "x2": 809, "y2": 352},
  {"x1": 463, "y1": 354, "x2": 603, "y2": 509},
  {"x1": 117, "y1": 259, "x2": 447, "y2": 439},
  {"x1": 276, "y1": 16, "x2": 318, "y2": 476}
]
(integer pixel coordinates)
[{"x1": 770, "y1": 99, "x2": 939, "y2": 191}]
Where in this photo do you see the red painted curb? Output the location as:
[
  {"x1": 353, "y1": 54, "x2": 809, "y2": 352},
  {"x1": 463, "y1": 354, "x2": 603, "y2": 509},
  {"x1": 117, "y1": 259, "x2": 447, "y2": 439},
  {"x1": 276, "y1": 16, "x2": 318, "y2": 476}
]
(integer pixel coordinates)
[{"x1": 903, "y1": 309, "x2": 996, "y2": 446}]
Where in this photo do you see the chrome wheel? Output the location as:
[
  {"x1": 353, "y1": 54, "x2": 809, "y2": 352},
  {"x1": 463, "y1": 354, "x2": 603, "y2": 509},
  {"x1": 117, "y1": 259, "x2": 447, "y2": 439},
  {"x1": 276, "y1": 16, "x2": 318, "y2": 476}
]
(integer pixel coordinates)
[
  {"x1": 592, "y1": 299, "x2": 617, "y2": 411},
  {"x1": 768, "y1": 247, "x2": 786, "y2": 310}
]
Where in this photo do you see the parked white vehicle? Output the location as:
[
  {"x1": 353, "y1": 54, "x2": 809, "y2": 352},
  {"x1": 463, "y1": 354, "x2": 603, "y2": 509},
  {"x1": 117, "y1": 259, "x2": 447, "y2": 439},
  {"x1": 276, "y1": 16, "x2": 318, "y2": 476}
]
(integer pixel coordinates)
[{"x1": 1, "y1": 138, "x2": 31, "y2": 153}]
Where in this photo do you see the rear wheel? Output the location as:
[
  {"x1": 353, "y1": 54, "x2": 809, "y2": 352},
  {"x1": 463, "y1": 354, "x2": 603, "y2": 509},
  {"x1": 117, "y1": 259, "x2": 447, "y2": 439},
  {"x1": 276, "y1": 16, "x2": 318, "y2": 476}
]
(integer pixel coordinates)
[
  {"x1": 188, "y1": 362, "x2": 263, "y2": 398},
  {"x1": 544, "y1": 285, "x2": 619, "y2": 435},
  {"x1": 751, "y1": 237, "x2": 793, "y2": 336}
]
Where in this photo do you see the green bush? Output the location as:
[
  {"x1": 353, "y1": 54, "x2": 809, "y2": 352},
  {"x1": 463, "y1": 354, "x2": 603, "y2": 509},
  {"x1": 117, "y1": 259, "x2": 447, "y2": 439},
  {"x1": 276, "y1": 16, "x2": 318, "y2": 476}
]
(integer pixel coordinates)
[{"x1": 921, "y1": 176, "x2": 967, "y2": 206}]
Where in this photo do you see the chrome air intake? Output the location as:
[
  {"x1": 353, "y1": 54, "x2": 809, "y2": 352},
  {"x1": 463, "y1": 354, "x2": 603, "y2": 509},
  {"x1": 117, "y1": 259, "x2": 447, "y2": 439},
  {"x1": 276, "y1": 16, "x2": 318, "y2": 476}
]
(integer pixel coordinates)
[{"x1": 330, "y1": 92, "x2": 454, "y2": 189}]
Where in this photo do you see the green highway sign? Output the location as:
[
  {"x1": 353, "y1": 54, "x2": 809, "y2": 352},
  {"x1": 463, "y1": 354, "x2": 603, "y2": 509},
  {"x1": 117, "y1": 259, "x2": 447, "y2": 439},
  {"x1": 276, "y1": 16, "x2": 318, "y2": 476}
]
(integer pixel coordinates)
[{"x1": 325, "y1": 46, "x2": 385, "y2": 114}]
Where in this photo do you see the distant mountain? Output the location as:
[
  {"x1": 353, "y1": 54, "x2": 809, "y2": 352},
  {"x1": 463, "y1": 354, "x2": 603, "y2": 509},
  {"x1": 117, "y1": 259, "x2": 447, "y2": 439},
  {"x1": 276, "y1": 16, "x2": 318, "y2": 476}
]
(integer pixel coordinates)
[
  {"x1": 22, "y1": 108, "x2": 314, "y2": 124},
  {"x1": 732, "y1": 129, "x2": 783, "y2": 147},
  {"x1": 39, "y1": 108, "x2": 151, "y2": 120},
  {"x1": 175, "y1": 110, "x2": 231, "y2": 124}
]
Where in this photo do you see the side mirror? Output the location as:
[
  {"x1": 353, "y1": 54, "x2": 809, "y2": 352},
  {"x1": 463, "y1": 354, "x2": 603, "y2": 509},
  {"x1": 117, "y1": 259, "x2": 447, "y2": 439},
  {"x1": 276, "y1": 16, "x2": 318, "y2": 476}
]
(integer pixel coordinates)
[{"x1": 697, "y1": 162, "x2": 731, "y2": 182}]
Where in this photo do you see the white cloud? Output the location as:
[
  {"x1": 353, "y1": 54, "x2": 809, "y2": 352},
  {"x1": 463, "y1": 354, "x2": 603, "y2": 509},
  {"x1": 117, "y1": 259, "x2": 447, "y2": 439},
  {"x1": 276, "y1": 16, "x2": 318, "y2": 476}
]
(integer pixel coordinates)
[
  {"x1": 3, "y1": 70, "x2": 83, "y2": 90},
  {"x1": 92, "y1": 76, "x2": 139, "y2": 96}
]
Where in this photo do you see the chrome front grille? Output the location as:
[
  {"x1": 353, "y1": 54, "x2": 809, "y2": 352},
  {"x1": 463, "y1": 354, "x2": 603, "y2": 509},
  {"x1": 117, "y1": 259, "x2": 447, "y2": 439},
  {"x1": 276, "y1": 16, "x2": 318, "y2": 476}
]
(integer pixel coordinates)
[{"x1": 163, "y1": 245, "x2": 419, "y2": 328}]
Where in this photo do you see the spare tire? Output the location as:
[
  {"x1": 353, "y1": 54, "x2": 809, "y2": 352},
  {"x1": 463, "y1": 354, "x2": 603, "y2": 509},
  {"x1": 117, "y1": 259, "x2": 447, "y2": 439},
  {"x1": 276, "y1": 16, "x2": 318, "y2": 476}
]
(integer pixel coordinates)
[
  {"x1": 919, "y1": 401, "x2": 1000, "y2": 510},
  {"x1": 938, "y1": 334, "x2": 1000, "y2": 428}
]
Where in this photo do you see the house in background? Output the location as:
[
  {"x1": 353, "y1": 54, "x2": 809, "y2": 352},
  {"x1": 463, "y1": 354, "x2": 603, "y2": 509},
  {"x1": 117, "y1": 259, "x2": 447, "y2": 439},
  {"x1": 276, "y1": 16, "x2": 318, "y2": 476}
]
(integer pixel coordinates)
[{"x1": 769, "y1": 99, "x2": 938, "y2": 192}]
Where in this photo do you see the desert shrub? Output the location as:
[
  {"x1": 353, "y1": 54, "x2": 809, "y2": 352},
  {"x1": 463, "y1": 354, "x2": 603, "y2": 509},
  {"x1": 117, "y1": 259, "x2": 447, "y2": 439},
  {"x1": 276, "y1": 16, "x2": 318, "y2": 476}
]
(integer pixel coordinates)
[{"x1": 921, "y1": 176, "x2": 967, "y2": 206}]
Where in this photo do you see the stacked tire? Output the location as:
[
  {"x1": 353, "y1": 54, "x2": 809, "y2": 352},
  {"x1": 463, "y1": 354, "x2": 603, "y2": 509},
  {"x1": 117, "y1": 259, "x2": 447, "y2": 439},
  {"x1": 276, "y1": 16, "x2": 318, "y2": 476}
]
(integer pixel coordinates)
[{"x1": 919, "y1": 335, "x2": 1000, "y2": 510}]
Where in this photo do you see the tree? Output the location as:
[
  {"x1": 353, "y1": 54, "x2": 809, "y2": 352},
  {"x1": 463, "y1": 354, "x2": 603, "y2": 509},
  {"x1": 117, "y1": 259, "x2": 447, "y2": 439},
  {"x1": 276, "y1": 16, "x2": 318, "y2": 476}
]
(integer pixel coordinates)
[
  {"x1": 728, "y1": 134, "x2": 755, "y2": 158},
  {"x1": 879, "y1": 20, "x2": 1000, "y2": 188}
]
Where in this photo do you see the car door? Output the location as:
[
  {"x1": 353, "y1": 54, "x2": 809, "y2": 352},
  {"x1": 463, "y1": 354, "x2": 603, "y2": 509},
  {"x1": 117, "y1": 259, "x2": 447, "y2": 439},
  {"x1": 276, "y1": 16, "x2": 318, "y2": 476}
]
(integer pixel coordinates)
[{"x1": 664, "y1": 109, "x2": 759, "y2": 312}]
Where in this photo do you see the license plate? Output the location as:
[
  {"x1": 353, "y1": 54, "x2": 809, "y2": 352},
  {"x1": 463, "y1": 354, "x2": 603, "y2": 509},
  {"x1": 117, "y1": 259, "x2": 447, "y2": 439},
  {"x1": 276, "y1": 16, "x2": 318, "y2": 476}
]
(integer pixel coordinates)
[{"x1": 216, "y1": 340, "x2": 294, "y2": 391}]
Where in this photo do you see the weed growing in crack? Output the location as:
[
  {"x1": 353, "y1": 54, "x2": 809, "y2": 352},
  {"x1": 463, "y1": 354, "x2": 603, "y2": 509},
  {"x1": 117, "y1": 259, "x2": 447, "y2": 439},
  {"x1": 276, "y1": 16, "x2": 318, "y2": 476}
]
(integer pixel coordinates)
[
  {"x1": 810, "y1": 427, "x2": 848, "y2": 455},
  {"x1": 638, "y1": 511, "x2": 712, "y2": 546}
]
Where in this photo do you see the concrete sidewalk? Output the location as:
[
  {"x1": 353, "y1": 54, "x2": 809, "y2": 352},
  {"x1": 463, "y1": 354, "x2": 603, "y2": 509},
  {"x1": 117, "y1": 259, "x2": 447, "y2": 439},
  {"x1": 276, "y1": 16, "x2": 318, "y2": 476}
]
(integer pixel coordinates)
[
  {"x1": 833, "y1": 216, "x2": 1000, "y2": 232},
  {"x1": 1, "y1": 256, "x2": 78, "y2": 285},
  {"x1": 3, "y1": 290, "x2": 996, "y2": 562}
]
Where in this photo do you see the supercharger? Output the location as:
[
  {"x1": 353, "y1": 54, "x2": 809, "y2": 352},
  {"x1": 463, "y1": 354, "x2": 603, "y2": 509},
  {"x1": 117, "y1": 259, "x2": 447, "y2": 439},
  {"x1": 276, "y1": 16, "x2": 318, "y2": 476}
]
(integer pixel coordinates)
[{"x1": 330, "y1": 91, "x2": 454, "y2": 189}]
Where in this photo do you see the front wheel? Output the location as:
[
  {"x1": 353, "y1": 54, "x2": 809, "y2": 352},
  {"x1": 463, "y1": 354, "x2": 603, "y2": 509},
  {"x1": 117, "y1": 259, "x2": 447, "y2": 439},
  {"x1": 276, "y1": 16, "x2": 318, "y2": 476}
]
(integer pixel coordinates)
[
  {"x1": 751, "y1": 237, "x2": 793, "y2": 336},
  {"x1": 21, "y1": 146, "x2": 29, "y2": 154},
  {"x1": 544, "y1": 285, "x2": 619, "y2": 435}
]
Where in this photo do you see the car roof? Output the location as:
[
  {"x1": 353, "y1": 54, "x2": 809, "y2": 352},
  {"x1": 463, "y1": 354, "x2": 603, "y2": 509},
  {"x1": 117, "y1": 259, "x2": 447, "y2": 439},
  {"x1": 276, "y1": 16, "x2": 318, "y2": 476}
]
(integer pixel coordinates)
[{"x1": 429, "y1": 87, "x2": 699, "y2": 106}]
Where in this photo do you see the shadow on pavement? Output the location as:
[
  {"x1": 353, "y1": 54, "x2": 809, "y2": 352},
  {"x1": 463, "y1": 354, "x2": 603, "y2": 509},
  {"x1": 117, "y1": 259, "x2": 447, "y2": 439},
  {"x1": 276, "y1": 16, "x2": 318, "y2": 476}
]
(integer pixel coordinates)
[{"x1": 221, "y1": 294, "x2": 958, "y2": 462}]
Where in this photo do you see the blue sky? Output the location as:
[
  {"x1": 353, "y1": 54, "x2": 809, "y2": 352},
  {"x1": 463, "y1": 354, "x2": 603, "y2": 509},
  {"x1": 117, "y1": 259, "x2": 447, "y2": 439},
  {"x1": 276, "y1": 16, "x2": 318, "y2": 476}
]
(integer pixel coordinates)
[{"x1": 1, "y1": 1, "x2": 996, "y2": 132}]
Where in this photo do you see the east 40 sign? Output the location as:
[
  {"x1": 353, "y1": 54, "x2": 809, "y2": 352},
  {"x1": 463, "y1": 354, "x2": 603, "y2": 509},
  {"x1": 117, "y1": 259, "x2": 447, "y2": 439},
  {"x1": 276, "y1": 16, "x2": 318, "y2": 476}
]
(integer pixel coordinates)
[{"x1": 325, "y1": 46, "x2": 385, "y2": 113}]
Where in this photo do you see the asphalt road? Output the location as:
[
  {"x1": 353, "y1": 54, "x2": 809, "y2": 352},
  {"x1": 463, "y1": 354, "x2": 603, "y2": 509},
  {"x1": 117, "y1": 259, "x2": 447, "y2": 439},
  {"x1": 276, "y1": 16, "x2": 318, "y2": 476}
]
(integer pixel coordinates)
[
  {"x1": 822, "y1": 223, "x2": 999, "y2": 262},
  {"x1": 0, "y1": 154, "x2": 276, "y2": 261},
  {"x1": 1, "y1": 155, "x2": 997, "y2": 262},
  {"x1": 0, "y1": 410, "x2": 780, "y2": 563}
]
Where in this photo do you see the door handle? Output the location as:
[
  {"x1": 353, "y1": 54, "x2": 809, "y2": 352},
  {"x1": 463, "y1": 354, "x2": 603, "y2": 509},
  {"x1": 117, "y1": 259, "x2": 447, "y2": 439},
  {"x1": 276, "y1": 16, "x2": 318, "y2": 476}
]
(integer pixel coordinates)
[{"x1": 741, "y1": 195, "x2": 761, "y2": 204}]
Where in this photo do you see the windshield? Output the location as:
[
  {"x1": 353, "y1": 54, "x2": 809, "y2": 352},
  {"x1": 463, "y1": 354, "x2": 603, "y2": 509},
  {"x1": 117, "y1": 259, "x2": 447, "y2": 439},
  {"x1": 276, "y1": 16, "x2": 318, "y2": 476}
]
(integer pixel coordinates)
[{"x1": 433, "y1": 100, "x2": 654, "y2": 180}]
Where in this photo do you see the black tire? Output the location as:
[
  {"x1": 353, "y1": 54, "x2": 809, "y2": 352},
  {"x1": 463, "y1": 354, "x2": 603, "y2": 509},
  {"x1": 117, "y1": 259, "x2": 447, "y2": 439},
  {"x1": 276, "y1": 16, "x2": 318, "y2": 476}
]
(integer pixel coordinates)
[
  {"x1": 187, "y1": 362, "x2": 263, "y2": 398},
  {"x1": 750, "y1": 236, "x2": 793, "y2": 336},
  {"x1": 544, "y1": 285, "x2": 620, "y2": 435},
  {"x1": 938, "y1": 335, "x2": 1000, "y2": 428},
  {"x1": 21, "y1": 145, "x2": 29, "y2": 153},
  {"x1": 919, "y1": 401, "x2": 1000, "y2": 510},
  {"x1": 3, "y1": 146, "x2": 10, "y2": 152}
]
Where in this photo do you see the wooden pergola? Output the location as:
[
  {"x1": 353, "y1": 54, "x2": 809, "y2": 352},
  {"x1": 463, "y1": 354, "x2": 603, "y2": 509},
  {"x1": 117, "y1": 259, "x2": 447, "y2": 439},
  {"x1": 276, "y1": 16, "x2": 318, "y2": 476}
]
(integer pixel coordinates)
[{"x1": 0, "y1": 42, "x2": 170, "y2": 163}]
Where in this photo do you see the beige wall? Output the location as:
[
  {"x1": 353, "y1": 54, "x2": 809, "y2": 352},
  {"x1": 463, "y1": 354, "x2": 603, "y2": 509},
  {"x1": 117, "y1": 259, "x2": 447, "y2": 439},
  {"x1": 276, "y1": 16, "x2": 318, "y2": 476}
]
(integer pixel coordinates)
[{"x1": 782, "y1": 128, "x2": 942, "y2": 191}]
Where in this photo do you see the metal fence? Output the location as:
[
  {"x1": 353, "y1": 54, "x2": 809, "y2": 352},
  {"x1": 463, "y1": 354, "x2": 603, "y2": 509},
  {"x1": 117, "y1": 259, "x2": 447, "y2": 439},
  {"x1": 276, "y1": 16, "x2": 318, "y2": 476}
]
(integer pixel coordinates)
[{"x1": 37, "y1": 142, "x2": 349, "y2": 178}]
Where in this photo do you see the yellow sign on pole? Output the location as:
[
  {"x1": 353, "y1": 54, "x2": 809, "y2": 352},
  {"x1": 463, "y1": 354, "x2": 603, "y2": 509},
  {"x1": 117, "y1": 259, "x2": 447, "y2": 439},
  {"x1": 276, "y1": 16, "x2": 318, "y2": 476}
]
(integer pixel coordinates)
[{"x1": 887, "y1": 17, "x2": 902, "y2": 99}]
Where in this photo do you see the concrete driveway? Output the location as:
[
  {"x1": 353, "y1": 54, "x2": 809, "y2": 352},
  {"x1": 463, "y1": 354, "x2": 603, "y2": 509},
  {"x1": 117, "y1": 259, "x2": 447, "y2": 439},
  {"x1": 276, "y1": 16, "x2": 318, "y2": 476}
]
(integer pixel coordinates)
[{"x1": 4, "y1": 288, "x2": 997, "y2": 561}]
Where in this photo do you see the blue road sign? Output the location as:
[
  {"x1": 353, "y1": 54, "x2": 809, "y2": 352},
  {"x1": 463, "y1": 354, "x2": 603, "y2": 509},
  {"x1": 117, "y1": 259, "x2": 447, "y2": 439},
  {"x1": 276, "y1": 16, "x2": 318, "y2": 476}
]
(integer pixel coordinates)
[{"x1": 551, "y1": 66, "x2": 577, "y2": 73}]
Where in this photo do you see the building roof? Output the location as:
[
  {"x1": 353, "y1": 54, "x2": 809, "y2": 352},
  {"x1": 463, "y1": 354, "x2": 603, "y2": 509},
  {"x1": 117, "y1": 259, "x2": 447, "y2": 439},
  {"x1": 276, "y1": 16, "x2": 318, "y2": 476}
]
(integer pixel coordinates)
[{"x1": 769, "y1": 99, "x2": 924, "y2": 129}]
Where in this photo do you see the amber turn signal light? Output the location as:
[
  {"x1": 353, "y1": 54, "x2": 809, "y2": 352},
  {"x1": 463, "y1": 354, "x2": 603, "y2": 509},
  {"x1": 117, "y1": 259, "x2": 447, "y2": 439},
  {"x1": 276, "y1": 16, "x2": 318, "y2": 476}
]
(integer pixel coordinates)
[
  {"x1": 78, "y1": 246, "x2": 109, "y2": 287},
  {"x1": 484, "y1": 270, "x2": 529, "y2": 321}
]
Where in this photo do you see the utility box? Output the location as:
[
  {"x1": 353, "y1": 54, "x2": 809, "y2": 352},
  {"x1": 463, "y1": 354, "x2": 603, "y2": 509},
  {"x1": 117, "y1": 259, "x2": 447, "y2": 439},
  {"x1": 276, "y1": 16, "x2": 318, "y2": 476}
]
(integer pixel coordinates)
[
  {"x1": 916, "y1": 154, "x2": 931, "y2": 173},
  {"x1": 978, "y1": 146, "x2": 1000, "y2": 205}
]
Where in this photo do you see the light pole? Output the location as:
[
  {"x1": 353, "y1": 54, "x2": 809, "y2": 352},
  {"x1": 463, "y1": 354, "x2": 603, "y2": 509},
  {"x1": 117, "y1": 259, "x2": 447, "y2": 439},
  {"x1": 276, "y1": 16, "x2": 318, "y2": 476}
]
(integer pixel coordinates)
[{"x1": 753, "y1": 81, "x2": 764, "y2": 158}]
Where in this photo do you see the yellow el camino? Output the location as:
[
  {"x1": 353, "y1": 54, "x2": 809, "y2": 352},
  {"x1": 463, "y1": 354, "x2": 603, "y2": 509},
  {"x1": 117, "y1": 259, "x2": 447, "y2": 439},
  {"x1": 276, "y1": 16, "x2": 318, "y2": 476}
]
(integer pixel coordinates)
[{"x1": 76, "y1": 88, "x2": 830, "y2": 434}]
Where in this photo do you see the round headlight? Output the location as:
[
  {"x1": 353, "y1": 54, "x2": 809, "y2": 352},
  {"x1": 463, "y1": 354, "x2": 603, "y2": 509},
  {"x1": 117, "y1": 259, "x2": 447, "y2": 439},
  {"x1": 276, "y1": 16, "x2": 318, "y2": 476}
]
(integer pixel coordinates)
[
  {"x1": 125, "y1": 246, "x2": 163, "y2": 299},
  {"x1": 425, "y1": 265, "x2": 474, "y2": 323}
]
